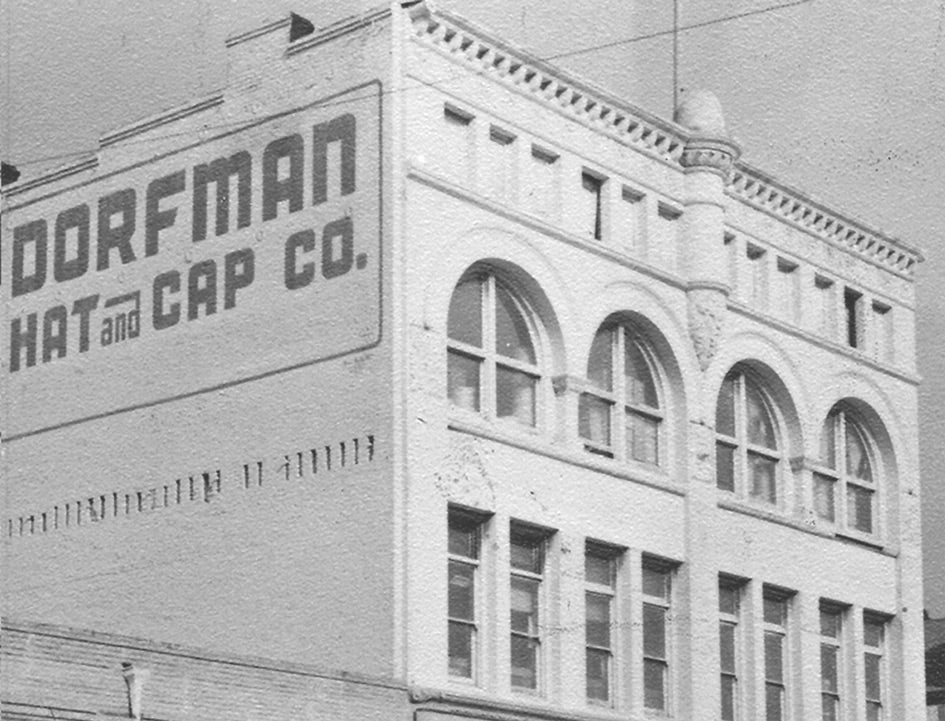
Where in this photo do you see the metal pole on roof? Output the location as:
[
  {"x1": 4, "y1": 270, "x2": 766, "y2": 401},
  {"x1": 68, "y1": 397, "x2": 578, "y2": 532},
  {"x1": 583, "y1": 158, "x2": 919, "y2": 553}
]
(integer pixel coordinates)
[{"x1": 673, "y1": 0, "x2": 679, "y2": 112}]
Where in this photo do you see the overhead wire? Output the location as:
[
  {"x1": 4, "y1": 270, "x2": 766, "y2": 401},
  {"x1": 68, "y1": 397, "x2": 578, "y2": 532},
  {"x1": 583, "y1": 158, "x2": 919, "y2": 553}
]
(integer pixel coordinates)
[{"x1": 5, "y1": 0, "x2": 813, "y2": 174}]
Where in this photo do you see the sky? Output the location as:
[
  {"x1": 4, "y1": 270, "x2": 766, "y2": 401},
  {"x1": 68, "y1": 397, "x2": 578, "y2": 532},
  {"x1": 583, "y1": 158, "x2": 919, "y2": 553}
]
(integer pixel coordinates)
[{"x1": 2, "y1": 0, "x2": 944, "y2": 614}]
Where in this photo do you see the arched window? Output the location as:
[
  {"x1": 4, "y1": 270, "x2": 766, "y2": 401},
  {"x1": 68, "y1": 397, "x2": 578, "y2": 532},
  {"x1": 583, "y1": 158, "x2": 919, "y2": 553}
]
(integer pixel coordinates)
[
  {"x1": 447, "y1": 272, "x2": 542, "y2": 427},
  {"x1": 814, "y1": 407, "x2": 877, "y2": 535},
  {"x1": 578, "y1": 325, "x2": 663, "y2": 465},
  {"x1": 715, "y1": 369, "x2": 781, "y2": 504}
]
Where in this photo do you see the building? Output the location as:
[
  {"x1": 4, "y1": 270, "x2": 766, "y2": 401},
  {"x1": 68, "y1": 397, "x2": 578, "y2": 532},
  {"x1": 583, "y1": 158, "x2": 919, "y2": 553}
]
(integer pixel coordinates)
[
  {"x1": 1, "y1": 2, "x2": 927, "y2": 720},
  {"x1": 929, "y1": 613, "x2": 945, "y2": 719}
]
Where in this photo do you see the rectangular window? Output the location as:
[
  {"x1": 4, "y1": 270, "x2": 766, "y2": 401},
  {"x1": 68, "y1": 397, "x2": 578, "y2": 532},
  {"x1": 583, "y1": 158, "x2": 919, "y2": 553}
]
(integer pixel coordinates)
[
  {"x1": 524, "y1": 144, "x2": 559, "y2": 220},
  {"x1": 580, "y1": 171, "x2": 605, "y2": 240},
  {"x1": 585, "y1": 544, "x2": 618, "y2": 704},
  {"x1": 820, "y1": 604, "x2": 843, "y2": 721},
  {"x1": 747, "y1": 243, "x2": 768, "y2": 310},
  {"x1": 815, "y1": 275, "x2": 837, "y2": 338},
  {"x1": 614, "y1": 185, "x2": 645, "y2": 253},
  {"x1": 448, "y1": 507, "x2": 485, "y2": 679},
  {"x1": 719, "y1": 578, "x2": 742, "y2": 721},
  {"x1": 653, "y1": 202, "x2": 682, "y2": 272},
  {"x1": 844, "y1": 287, "x2": 863, "y2": 348},
  {"x1": 485, "y1": 125, "x2": 516, "y2": 201},
  {"x1": 863, "y1": 616, "x2": 886, "y2": 721},
  {"x1": 438, "y1": 103, "x2": 475, "y2": 180},
  {"x1": 763, "y1": 589, "x2": 791, "y2": 721},
  {"x1": 724, "y1": 232, "x2": 738, "y2": 294},
  {"x1": 871, "y1": 301, "x2": 892, "y2": 363},
  {"x1": 642, "y1": 558, "x2": 673, "y2": 712},
  {"x1": 510, "y1": 523, "x2": 547, "y2": 691},
  {"x1": 776, "y1": 257, "x2": 799, "y2": 322}
]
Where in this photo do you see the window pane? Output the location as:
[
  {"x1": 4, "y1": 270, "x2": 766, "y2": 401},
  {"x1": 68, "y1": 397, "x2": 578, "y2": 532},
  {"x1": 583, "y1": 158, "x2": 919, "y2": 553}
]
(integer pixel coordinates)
[
  {"x1": 579, "y1": 394, "x2": 612, "y2": 446},
  {"x1": 866, "y1": 701, "x2": 882, "y2": 721},
  {"x1": 510, "y1": 533, "x2": 543, "y2": 573},
  {"x1": 814, "y1": 474, "x2": 836, "y2": 521},
  {"x1": 586, "y1": 593, "x2": 611, "y2": 648},
  {"x1": 764, "y1": 633, "x2": 784, "y2": 682},
  {"x1": 846, "y1": 484, "x2": 873, "y2": 533},
  {"x1": 511, "y1": 635, "x2": 539, "y2": 688},
  {"x1": 820, "y1": 414, "x2": 837, "y2": 468},
  {"x1": 495, "y1": 284, "x2": 535, "y2": 363},
  {"x1": 865, "y1": 653, "x2": 882, "y2": 699},
  {"x1": 716, "y1": 442, "x2": 735, "y2": 491},
  {"x1": 448, "y1": 516, "x2": 479, "y2": 558},
  {"x1": 627, "y1": 410, "x2": 659, "y2": 464},
  {"x1": 821, "y1": 644, "x2": 838, "y2": 692},
  {"x1": 719, "y1": 585, "x2": 739, "y2": 615},
  {"x1": 820, "y1": 609, "x2": 841, "y2": 638},
  {"x1": 845, "y1": 420, "x2": 873, "y2": 482},
  {"x1": 448, "y1": 350, "x2": 480, "y2": 411},
  {"x1": 496, "y1": 365, "x2": 536, "y2": 426},
  {"x1": 765, "y1": 683, "x2": 784, "y2": 721},
  {"x1": 763, "y1": 597, "x2": 786, "y2": 625},
  {"x1": 586, "y1": 647, "x2": 610, "y2": 701},
  {"x1": 585, "y1": 553, "x2": 613, "y2": 586},
  {"x1": 625, "y1": 336, "x2": 658, "y2": 407},
  {"x1": 746, "y1": 378, "x2": 777, "y2": 449},
  {"x1": 864, "y1": 620, "x2": 884, "y2": 648},
  {"x1": 448, "y1": 561, "x2": 475, "y2": 620},
  {"x1": 749, "y1": 451, "x2": 777, "y2": 504},
  {"x1": 643, "y1": 566, "x2": 670, "y2": 599},
  {"x1": 580, "y1": 172, "x2": 603, "y2": 240},
  {"x1": 643, "y1": 659, "x2": 666, "y2": 710},
  {"x1": 510, "y1": 576, "x2": 539, "y2": 634},
  {"x1": 448, "y1": 278, "x2": 482, "y2": 346},
  {"x1": 587, "y1": 329, "x2": 613, "y2": 391},
  {"x1": 643, "y1": 603, "x2": 667, "y2": 658},
  {"x1": 821, "y1": 695, "x2": 839, "y2": 721},
  {"x1": 448, "y1": 621, "x2": 474, "y2": 677},
  {"x1": 720, "y1": 622, "x2": 736, "y2": 672},
  {"x1": 716, "y1": 374, "x2": 737, "y2": 436},
  {"x1": 721, "y1": 676, "x2": 736, "y2": 721}
]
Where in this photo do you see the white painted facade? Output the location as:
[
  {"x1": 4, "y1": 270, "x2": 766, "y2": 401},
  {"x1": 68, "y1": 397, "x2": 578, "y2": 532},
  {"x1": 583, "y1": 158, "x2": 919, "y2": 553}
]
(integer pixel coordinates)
[{"x1": 1, "y1": 3, "x2": 926, "y2": 721}]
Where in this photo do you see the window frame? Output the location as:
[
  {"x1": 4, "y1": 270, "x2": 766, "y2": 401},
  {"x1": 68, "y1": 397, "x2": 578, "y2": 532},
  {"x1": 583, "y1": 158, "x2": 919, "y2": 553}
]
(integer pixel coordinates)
[
  {"x1": 862, "y1": 614, "x2": 887, "y2": 721},
  {"x1": 819, "y1": 603, "x2": 845, "y2": 721},
  {"x1": 509, "y1": 522, "x2": 550, "y2": 694},
  {"x1": 762, "y1": 587, "x2": 792, "y2": 721},
  {"x1": 715, "y1": 368, "x2": 785, "y2": 507},
  {"x1": 584, "y1": 541, "x2": 621, "y2": 707},
  {"x1": 719, "y1": 576, "x2": 745, "y2": 721},
  {"x1": 812, "y1": 406, "x2": 880, "y2": 541},
  {"x1": 579, "y1": 324, "x2": 665, "y2": 467},
  {"x1": 447, "y1": 506, "x2": 489, "y2": 683},
  {"x1": 447, "y1": 271, "x2": 545, "y2": 431},
  {"x1": 641, "y1": 556, "x2": 675, "y2": 714}
]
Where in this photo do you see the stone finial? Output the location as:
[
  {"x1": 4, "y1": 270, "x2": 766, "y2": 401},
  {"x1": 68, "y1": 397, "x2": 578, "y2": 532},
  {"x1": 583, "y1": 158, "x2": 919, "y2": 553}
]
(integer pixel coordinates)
[
  {"x1": 674, "y1": 90, "x2": 741, "y2": 180},
  {"x1": 674, "y1": 89, "x2": 728, "y2": 136}
]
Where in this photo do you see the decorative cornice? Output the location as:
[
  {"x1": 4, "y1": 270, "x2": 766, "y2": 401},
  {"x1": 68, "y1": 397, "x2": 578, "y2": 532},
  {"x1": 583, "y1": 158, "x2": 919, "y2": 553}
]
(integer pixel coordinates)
[
  {"x1": 728, "y1": 163, "x2": 922, "y2": 278},
  {"x1": 680, "y1": 134, "x2": 741, "y2": 181},
  {"x1": 409, "y1": 8, "x2": 686, "y2": 167},
  {"x1": 408, "y1": 1, "x2": 923, "y2": 279}
]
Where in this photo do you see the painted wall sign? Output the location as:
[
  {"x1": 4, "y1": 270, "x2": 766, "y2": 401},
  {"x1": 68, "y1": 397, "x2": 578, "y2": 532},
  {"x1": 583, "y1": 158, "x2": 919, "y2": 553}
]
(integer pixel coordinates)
[{"x1": 3, "y1": 81, "x2": 383, "y2": 439}]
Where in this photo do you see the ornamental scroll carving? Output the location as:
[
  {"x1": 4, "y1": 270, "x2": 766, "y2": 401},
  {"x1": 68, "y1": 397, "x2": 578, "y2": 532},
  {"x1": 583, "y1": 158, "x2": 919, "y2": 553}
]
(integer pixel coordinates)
[{"x1": 687, "y1": 288, "x2": 726, "y2": 371}]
